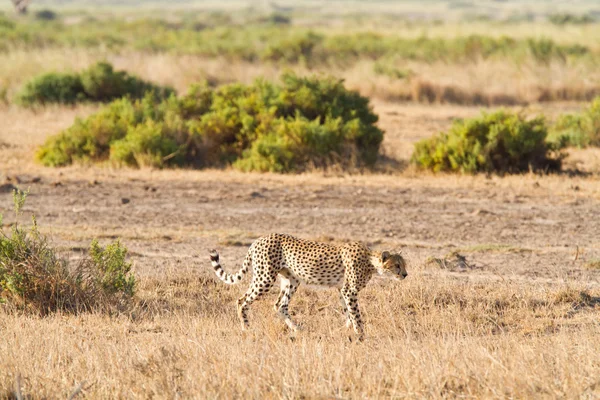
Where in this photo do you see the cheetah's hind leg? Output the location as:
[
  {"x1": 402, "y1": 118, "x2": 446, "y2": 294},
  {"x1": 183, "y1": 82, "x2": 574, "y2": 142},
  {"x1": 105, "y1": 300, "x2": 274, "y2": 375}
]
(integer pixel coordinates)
[{"x1": 237, "y1": 274, "x2": 277, "y2": 330}]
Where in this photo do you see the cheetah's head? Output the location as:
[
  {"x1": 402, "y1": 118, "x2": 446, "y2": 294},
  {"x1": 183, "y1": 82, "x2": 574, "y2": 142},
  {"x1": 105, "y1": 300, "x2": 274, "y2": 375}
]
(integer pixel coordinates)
[{"x1": 375, "y1": 251, "x2": 408, "y2": 280}]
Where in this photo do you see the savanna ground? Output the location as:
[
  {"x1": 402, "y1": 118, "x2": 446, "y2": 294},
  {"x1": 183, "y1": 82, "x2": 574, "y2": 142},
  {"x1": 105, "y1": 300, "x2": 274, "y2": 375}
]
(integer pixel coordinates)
[{"x1": 2, "y1": 1, "x2": 600, "y2": 398}]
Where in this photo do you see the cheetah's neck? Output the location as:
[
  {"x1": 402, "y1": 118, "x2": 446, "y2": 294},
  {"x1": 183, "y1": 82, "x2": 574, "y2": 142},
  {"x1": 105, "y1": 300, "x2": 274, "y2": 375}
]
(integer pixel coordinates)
[{"x1": 369, "y1": 252, "x2": 384, "y2": 275}]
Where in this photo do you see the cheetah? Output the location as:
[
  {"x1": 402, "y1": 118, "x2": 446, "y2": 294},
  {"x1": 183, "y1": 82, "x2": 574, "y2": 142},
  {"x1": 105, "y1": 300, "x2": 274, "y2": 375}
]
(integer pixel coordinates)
[{"x1": 209, "y1": 233, "x2": 407, "y2": 341}]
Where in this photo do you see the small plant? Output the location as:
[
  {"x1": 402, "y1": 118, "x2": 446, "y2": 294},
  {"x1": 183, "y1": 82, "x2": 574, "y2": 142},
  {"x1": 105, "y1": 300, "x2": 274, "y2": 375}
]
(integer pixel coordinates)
[
  {"x1": 88, "y1": 239, "x2": 135, "y2": 297},
  {"x1": 548, "y1": 97, "x2": 600, "y2": 148},
  {"x1": 0, "y1": 189, "x2": 136, "y2": 314},
  {"x1": 411, "y1": 111, "x2": 561, "y2": 174}
]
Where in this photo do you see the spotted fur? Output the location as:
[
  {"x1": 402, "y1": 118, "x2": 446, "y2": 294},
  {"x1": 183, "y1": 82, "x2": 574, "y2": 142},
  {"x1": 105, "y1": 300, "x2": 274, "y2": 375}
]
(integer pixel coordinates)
[{"x1": 209, "y1": 233, "x2": 407, "y2": 341}]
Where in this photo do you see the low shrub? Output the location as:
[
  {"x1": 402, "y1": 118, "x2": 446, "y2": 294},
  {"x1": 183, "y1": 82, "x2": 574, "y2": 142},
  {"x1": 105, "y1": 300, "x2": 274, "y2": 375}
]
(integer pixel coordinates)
[
  {"x1": 37, "y1": 73, "x2": 384, "y2": 172},
  {"x1": 16, "y1": 61, "x2": 173, "y2": 106},
  {"x1": 80, "y1": 62, "x2": 173, "y2": 102},
  {"x1": 0, "y1": 189, "x2": 136, "y2": 315},
  {"x1": 548, "y1": 97, "x2": 600, "y2": 148},
  {"x1": 262, "y1": 31, "x2": 324, "y2": 65},
  {"x1": 110, "y1": 120, "x2": 182, "y2": 168},
  {"x1": 36, "y1": 96, "x2": 141, "y2": 165},
  {"x1": 411, "y1": 111, "x2": 561, "y2": 174},
  {"x1": 17, "y1": 73, "x2": 85, "y2": 105},
  {"x1": 88, "y1": 239, "x2": 135, "y2": 297}
]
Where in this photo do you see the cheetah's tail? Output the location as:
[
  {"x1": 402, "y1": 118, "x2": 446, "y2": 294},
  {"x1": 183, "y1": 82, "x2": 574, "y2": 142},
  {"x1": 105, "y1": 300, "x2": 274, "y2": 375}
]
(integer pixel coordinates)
[{"x1": 209, "y1": 249, "x2": 251, "y2": 285}]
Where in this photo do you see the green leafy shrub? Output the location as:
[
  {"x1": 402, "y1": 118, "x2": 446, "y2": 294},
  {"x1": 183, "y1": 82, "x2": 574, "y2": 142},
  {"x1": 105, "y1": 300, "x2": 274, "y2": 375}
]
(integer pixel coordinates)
[
  {"x1": 36, "y1": 96, "x2": 141, "y2": 166},
  {"x1": 80, "y1": 62, "x2": 173, "y2": 102},
  {"x1": 262, "y1": 31, "x2": 324, "y2": 65},
  {"x1": 17, "y1": 73, "x2": 85, "y2": 105},
  {"x1": 548, "y1": 97, "x2": 600, "y2": 148},
  {"x1": 0, "y1": 190, "x2": 136, "y2": 315},
  {"x1": 37, "y1": 73, "x2": 384, "y2": 172},
  {"x1": 88, "y1": 239, "x2": 135, "y2": 297},
  {"x1": 411, "y1": 111, "x2": 561, "y2": 173},
  {"x1": 16, "y1": 61, "x2": 173, "y2": 106},
  {"x1": 110, "y1": 120, "x2": 181, "y2": 168}
]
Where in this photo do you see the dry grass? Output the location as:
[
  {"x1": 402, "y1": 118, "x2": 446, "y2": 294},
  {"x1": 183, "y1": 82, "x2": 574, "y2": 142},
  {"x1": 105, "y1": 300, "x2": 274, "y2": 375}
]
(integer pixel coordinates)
[
  {"x1": 2, "y1": 268, "x2": 600, "y2": 398},
  {"x1": 4, "y1": 49, "x2": 600, "y2": 106},
  {"x1": 586, "y1": 259, "x2": 600, "y2": 270}
]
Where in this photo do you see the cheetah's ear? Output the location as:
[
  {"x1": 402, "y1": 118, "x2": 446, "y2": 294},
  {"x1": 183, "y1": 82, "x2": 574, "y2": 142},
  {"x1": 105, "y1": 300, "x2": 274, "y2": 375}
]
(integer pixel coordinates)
[{"x1": 381, "y1": 251, "x2": 391, "y2": 261}]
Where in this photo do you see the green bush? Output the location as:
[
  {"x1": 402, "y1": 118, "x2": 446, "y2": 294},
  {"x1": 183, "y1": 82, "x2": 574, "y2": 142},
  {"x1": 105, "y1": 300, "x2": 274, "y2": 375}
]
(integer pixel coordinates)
[
  {"x1": 0, "y1": 190, "x2": 136, "y2": 315},
  {"x1": 88, "y1": 239, "x2": 135, "y2": 297},
  {"x1": 16, "y1": 61, "x2": 173, "y2": 106},
  {"x1": 36, "y1": 96, "x2": 141, "y2": 166},
  {"x1": 411, "y1": 111, "x2": 561, "y2": 174},
  {"x1": 262, "y1": 31, "x2": 324, "y2": 65},
  {"x1": 548, "y1": 97, "x2": 600, "y2": 148},
  {"x1": 17, "y1": 73, "x2": 85, "y2": 105},
  {"x1": 110, "y1": 120, "x2": 181, "y2": 168},
  {"x1": 37, "y1": 73, "x2": 384, "y2": 172},
  {"x1": 80, "y1": 62, "x2": 173, "y2": 102}
]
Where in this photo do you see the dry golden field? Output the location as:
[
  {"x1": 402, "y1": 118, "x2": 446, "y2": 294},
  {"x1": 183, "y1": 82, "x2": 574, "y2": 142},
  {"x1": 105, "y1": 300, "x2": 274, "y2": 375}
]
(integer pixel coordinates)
[{"x1": 2, "y1": 1, "x2": 600, "y2": 398}]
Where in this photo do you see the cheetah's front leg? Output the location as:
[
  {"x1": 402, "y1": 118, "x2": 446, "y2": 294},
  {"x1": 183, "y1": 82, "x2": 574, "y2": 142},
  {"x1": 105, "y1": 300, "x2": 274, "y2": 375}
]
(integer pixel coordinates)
[
  {"x1": 341, "y1": 285, "x2": 365, "y2": 341},
  {"x1": 275, "y1": 275, "x2": 301, "y2": 332},
  {"x1": 339, "y1": 291, "x2": 352, "y2": 329}
]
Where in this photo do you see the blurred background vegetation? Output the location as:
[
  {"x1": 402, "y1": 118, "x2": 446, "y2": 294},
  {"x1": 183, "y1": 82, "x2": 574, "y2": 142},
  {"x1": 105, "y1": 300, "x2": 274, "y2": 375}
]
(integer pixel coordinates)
[{"x1": 2, "y1": 0, "x2": 600, "y2": 173}]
